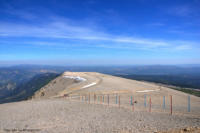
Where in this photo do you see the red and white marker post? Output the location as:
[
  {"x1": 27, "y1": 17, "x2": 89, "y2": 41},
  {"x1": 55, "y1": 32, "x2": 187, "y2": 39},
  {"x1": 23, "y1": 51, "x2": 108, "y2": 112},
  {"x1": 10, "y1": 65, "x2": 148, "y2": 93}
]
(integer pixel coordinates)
[{"x1": 170, "y1": 95, "x2": 172, "y2": 115}]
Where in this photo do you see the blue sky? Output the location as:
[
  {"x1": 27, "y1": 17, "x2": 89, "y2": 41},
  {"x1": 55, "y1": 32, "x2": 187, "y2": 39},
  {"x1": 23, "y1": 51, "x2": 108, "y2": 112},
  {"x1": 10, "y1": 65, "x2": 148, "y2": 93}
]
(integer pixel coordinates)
[{"x1": 0, "y1": 0, "x2": 200, "y2": 65}]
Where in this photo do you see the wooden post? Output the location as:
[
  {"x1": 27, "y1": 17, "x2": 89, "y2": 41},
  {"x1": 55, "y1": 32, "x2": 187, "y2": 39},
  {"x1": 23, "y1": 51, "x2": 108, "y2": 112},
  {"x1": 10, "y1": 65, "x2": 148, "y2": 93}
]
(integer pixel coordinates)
[
  {"x1": 116, "y1": 94, "x2": 118, "y2": 104},
  {"x1": 108, "y1": 94, "x2": 109, "y2": 106},
  {"x1": 132, "y1": 96, "x2": 134, "y2": 112},
  {"x1": 130, "y1": 96, "x2": 132, "y2": 105},
  {"x1": 89, "y1": 94, "x2": 90, "y2": 104},
  {"x1": 144, "y1": 94, "x2": 147, "y2": 108},
  {"x1": 163, "y1": 96, "x2": 165, "y2": 109},
  {"x1": 94, "y1": 94, "x2": 95, "y2": 103},
  {"x1": 188, "y1": 95, "x2": 191, "y2": 112},
  {"x1": 149, "y1": 97, "x2": 151, "y2": 112},
  {"x1": 119, "y1": 95, "x2": 120, "y2": 108},
  {"x1": 170, "y1": 95, "x2": 172, "y2": 115},
  {"x1": 94, "y1": 94, "x2": 96, "y2": 104}
]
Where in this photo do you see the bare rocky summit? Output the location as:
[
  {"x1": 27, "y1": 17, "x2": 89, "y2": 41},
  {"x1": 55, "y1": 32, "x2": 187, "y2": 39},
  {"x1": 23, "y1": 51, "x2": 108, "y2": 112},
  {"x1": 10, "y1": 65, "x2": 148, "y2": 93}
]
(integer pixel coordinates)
[{"x1": 0, "y1": 72, "x2": 200, "y2": 133}]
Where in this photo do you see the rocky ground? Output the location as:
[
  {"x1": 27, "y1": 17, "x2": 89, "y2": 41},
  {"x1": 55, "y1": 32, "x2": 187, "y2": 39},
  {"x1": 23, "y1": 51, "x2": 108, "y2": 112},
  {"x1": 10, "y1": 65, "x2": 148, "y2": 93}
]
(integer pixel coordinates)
[{"x1": 0, "y1": 99, "x2": 200, "y2": 133}]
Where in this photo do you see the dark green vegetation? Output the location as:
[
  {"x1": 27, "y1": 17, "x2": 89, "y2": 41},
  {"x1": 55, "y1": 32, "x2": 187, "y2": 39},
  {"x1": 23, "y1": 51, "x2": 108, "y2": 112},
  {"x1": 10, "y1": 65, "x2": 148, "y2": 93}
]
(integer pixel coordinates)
[
  {"x1": 170, "y1": 86, "x2": 200, "y2": 97},
  {"x1": 0, "y1": 73, "x2": 59, "y2": 104},
  {"x1": 0, "y1": 65, "x2": 65, "y2": 98},
  {"x1": 116, "y1": 74, "x2": 200, "y2": 97}
]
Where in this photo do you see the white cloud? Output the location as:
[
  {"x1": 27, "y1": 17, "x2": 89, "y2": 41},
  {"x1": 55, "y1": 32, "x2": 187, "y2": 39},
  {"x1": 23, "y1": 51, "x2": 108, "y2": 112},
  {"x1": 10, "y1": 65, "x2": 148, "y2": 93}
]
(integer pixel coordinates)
[
  {"x1": 174, "y1": 45, "x2": 192, "y2": 50},
  {"x1": 0, "y1": 16, "x2": 197, "y2": 51}
]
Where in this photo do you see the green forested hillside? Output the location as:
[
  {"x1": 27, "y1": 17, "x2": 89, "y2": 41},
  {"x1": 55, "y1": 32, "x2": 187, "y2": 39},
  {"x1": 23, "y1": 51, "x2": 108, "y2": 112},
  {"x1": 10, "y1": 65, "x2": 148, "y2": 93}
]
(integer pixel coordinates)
[
  {"x1": 0, "y1": 73, "x2": 59, "y2": 104},
  {"x1": 116, "y1": 74, "x2": 200, "y2": 97}
]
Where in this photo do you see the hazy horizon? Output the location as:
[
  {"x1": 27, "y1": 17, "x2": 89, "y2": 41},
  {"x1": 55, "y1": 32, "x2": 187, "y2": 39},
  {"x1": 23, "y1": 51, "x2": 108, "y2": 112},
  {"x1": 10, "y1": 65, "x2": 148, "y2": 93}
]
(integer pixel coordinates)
[{"x1": 1, "y1": 62, "x2": 200, "y2": 67}]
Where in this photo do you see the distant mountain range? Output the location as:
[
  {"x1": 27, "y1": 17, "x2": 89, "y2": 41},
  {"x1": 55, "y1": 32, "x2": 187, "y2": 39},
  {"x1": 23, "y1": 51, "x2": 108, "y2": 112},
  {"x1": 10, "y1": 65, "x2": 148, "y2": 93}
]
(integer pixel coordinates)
[
  {"x1": 0, "y1": 64, "x2": 200, "y2": 104},
  {"x1": 0, "y1": 66, "x2": 61, "y2": 98},
  {"x1": 0, "y1": 73, "x2": 59, "y2": 104},
  {"x1": 116, "y1": 74, "x2": 200, "y2": 92}
]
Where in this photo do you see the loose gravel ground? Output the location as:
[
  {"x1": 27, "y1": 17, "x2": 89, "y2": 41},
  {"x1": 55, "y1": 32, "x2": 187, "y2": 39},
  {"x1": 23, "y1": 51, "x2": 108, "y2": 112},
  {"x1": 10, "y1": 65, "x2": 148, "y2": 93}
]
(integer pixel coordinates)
[{"x1": 0, "y1": 99, "x2": 200, "y2": 133}]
